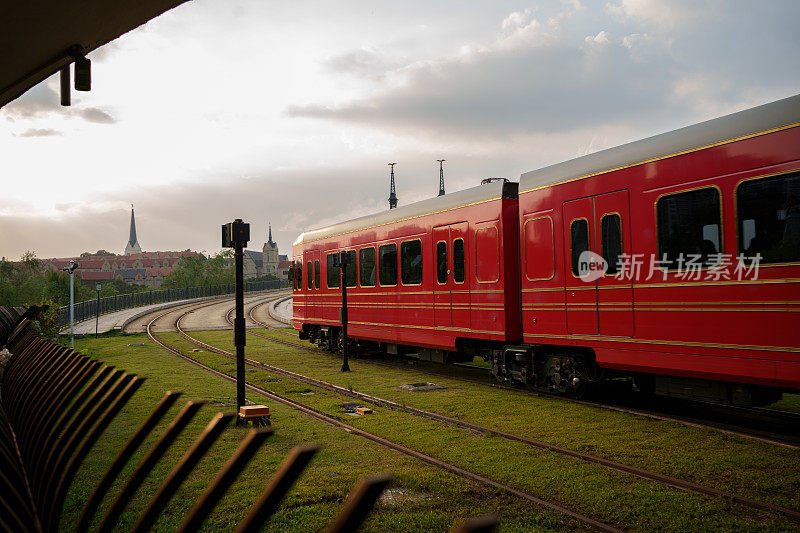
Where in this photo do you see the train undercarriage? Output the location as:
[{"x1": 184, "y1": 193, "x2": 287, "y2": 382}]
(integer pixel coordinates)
[
  {"x1": 299, "y1": 324, "x2": 782, "y2": 407},
  {"x1": 483, "y1": 344, "x2": 782, "y2": 407}
]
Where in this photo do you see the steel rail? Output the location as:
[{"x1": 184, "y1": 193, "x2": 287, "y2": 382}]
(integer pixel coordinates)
[
  {"x1": 133, "y1": 292, "x2": 284, "y2": 335},
  {"x1": 246, "y1": 298, "x2": 800, "y2": 449},
  {"x1": 181, "y1": 301, "x2": 800, "y2": 524},
  {"x1": 146, "y1": 306, "x2": 624, "y2": 533}
]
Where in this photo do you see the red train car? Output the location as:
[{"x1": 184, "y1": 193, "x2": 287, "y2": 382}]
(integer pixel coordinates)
[
  {"x1": 292, "y1": 179, "x2": 521, "y2": 363},
  {"x1": 293, "y1": 94, "x2": 800, "y2": 405},
  {"x1": 505, "y1": 94, "x2": 800, "y2": 405}
]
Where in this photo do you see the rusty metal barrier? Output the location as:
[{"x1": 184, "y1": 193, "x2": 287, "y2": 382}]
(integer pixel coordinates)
[{"x1": 0, "y1": 307, "x2": 498, "y2": 532}]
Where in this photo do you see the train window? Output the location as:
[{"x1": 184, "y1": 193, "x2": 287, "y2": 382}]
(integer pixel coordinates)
[
  {"x1": 453, "y1": 238, "x2": 465, "y2": 283},
  {"x1": 524, "y1": 217, "x2": 554, "y2": 281},
  {"x1": 296, "y1": 260, "x2": 302, "y2": 290},
  {"x1": 344, "y1": 250, "x2": 357, "y2": 287},
  {"x1": 314, "y1": 260, "x2": 320, "y2": 289},
  {"x1": 570, "y1": 219, "x2": 589, "y2": 277},
  {"x1": 326, "y1": 253, "x2": 339, "y2": 288},
  {"x1": 436, "y1": 242, "x2": 447, "y2": 284},
  {"x1": 400, "y1": 240, "x2": 423, "y2": 285},
  {"x1": 657, "y1": 188, "x2": 721, "y2": 268},
  {"x1": 379, "y1": 243, "x2": 397, "y2": 285},
  {"x1": 737, "y1": 172, "x2": 800, "y2": 264},
  {"x1": 601, "y1": 214, "x2": 622, "y2": 275},
  {"x1": 306, "y1": 261, "x2": 312, "y2": 290},
  {"x1": 359, "y1": 247, "x2": 376, "y2": 287},
  {"x1": 475, "y1": 226, "x2": 499, "y2": 283}
]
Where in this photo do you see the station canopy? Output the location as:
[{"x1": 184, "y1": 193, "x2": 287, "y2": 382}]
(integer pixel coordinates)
[{"x1": 0, "y1": 0, "x2": 188, "y2": 108}]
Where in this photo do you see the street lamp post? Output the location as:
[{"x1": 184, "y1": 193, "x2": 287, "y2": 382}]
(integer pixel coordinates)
[
  {"x1": 61, "y1": 260, "x2": 79, "y2": 348},
  {"x1": 95, "y1": 283, "x2": 102, "y2": 338}
]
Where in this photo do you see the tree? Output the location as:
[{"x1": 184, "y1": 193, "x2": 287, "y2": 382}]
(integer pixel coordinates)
[
  {"x1": 21, "y1": 250, "x2": 41, "y2": 271},
  {"x1": 80, "y1": 249, "x2": 114, "y2": 257},
  {"x1": 29, "y1": 301, "x2": 60, "y2": 339},
  {"x1": 161, "y1": 251, "x2": 234, "y2": 289}
]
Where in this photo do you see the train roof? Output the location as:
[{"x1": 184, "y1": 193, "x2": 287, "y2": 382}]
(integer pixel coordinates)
[
  {"x1": 519, "y1": 93, "x2": 800, "y2": 194},
  {"x1": 294, "y1": 179, "x2": 518, "y2": 246}
]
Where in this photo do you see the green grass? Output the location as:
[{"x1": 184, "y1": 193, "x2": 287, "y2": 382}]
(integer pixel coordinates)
[
  {"x1": 193, "y1": 329, "x2": 800, "y2": 498},
  {"x1": 67, "y1": 331, "x2": 800, "y2": 532},
  {"x1": 67, "y1": 335, "x2": 574, "y2": 532}
]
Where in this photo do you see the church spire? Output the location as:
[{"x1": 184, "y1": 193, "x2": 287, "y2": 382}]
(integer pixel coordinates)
[
  {"x1": 268, "y1": 222, "x2": 274, "y2": 245},
  {"x1": 129, "y1": 204, "x2": 138, "y2": 246},
  {"x1": 124, "y1": 204, "x2": 143, "y2": 255}
]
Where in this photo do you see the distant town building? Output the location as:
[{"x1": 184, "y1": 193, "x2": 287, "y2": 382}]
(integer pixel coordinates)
[
  {"x1": 42, "y1": 251, "x2": 201, "y2": 288},
  {"x1": 242, "y1": 223, "x2": 290, "y2": 280},
  {"x1": 244, "y1": 250, "x2": 262, "y2": 278},
  {"x1": 35, "y1": 205, "x2": 203, "y2": 288},
  {"x1": 30, "y1": 210, "x2": 290, "y2": 288},
  {"x1": 263, "y1": 223, "x2": 279, "y2": 275},
  {"x1": 277, "y1": 256, "x2": 292, "y2": 278}
]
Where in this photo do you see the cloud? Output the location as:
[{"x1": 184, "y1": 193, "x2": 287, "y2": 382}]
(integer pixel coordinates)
[
  {"x1": 605, "y1": 0, "x2": 697, "y2": 30},
  {"x1": 2, "y1": 82, "x2": 64, "y2": 119},
  {"x1": 79, "y1": 107, "x2": 116, "y2": 124},
  {"x1": 288, "y1": 37, "x2": 681, "y2": 138},
  {"x1": 14, "y1": 128, "x2": 62, "y2": 137},
  {"x1": 2, "y1": 77, "x2": 116, "y2": 124},
  {"x1": 287, "y1": 4, "x2": 675, "y2": 138},
  {"x1": 324, "y1": 48, "x2": 405, "y2": 81},
  {"x1": 87, "y1": 42, "x2": 120, "y2": 63},
  {"x1": 288, "y1": 2, "x2": 800, "y2": 141},
  {"x1": 585, "y1": 30, "x2": 611, "y2": 46}
]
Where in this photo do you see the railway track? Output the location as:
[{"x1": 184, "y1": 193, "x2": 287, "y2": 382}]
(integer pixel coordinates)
[
  {"x1": 246, "y1": 298, "x2": 800, "y2": 449},
  {"x1": 145, "y1": 302, "x2": 623, "y2": 533},
  {"x1": 151, "y1": 297, "x2": 800, "y2": 526}
]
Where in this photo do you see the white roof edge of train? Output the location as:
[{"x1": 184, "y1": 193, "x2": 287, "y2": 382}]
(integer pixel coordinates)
[{"x1": 519, "y1": 93, "x2": 800, "y2": 193}]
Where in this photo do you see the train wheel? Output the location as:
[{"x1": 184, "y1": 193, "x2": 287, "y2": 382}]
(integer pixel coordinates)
[{"x1": 328, "y1": 328, "x2": 340, "y2": 353}]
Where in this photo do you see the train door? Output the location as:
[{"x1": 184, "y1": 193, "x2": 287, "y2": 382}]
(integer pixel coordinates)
[
  {"x1": 594, "y1": 190, "x2": 633, "y2": 337},
  {"x1": 562, "y1": 191, "x2": 633, "y2": 336},
  {"x1": 450, "y1": 223, "x2": 471, "y2": 330},
  {"x1": 433, "y1": 226, "x2": 451, "y2": 327},
  {"x1": 563, "y1": 198, "x2": 597, "y2": 334},
  {"x1": 312, "y1": 250, "x2": 321, "y2": 320},
  {"x1": 303, "y1": 250, "x2": 312, "y2": 320},
  {"x1": 433, "y1": 223, "x2": 470, "y2": 329},
  {"x1": 303, "y1": 249, "x2": 319, "y2": 320}
]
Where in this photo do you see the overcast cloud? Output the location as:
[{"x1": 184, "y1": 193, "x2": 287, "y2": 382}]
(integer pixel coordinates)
[
  {"x1": 290, "y1": 1, "x2": 800, "y2": 137},
  {"x1": 1, "y1": 0, "x2": 799, "y2": 260}
]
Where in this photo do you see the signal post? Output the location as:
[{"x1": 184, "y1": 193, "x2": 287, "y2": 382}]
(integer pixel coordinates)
[{"x1": 222, "y1": 219, "x2": 250, "y2": 423}]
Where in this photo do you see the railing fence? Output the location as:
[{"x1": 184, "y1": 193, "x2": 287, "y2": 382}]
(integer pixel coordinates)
[{"x1": 58, "y1": 279, "x2": 289, "y2": 327}]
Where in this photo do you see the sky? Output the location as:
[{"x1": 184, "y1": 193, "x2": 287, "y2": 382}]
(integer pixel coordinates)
[{"x1": 1, "y1": 0, "x2": 799, "y2": 261}]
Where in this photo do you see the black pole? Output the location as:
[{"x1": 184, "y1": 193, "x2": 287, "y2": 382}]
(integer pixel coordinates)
[
  {"x1": 234, "y1": 240, "x2": 246, "y2": 419},
  {"x1": 60, "y1": 65, "x2": 70, "y2": 106},
  {"x1": 221, "y1": 218, "x2": 250, "y2": 422},
  {"x1": 340, "y1": 252, "x2": 350, "y2": 372},
  {"x1": 95, "y1": 289, "x2": 100, "y2": 338}
]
